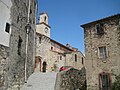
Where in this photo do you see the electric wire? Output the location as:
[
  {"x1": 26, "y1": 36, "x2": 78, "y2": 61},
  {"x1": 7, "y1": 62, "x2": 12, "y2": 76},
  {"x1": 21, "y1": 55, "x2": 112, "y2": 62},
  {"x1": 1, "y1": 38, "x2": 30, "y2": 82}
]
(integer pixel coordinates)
[{"x1": 0, "y1": 0, "x2": 10, "y2": 9}]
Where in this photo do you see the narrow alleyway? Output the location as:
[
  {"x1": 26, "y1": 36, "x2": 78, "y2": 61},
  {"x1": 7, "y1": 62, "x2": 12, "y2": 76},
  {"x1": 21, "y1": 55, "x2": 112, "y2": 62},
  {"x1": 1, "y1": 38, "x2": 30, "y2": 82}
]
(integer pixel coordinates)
[{"x1": 21, "y1": 72, "x2": 57, "y2": 90}]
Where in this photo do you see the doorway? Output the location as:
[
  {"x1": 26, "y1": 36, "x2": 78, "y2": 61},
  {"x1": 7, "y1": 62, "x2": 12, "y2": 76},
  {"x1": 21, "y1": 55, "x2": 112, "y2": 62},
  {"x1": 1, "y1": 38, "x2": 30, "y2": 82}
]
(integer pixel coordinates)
[
  {"x1": 34, "y1": 56, "x2": 42, "y2": 72},
  {"x1": 42, "y1": 61, "x2": 47, "y2": 72}
]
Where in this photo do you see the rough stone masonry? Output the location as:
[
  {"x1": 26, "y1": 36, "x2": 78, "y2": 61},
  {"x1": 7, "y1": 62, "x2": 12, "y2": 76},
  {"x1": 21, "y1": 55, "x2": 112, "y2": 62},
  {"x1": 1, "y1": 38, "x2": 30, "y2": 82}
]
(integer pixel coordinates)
[
  {"x1": 0, "y1": 0, "x2": 37, "y2": 90},
  {"x1": 55, "y1": 67, "x2": 86, "y2": 90},
  {"x1": 81, "y1": 14, "x2": 120, "y2": 90}
]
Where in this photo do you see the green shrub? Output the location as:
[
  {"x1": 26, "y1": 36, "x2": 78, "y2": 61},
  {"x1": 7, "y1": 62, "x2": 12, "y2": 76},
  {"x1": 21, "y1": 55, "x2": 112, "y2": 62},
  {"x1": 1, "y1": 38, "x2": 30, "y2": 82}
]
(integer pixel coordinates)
[{"x1": 111, "y1": 74, "x2": 120, "y2": 90}]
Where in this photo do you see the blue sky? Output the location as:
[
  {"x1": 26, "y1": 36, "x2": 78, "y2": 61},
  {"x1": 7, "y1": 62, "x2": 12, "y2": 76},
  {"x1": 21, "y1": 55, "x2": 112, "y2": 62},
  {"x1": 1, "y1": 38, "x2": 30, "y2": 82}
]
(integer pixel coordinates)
[{"x1": 37, "y1": 0, "x2": 120, "y2": 54}]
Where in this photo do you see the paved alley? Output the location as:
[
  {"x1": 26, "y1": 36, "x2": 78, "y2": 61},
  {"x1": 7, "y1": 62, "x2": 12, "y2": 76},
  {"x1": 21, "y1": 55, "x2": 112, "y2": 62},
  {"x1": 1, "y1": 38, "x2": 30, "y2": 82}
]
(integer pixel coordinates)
[{"x1": 21, "y1": 72, "x2": 57, "y2": 90}]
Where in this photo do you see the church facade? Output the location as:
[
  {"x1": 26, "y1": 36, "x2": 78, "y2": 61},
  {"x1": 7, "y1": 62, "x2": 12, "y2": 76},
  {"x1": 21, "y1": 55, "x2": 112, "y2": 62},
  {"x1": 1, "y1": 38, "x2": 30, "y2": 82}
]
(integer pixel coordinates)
[{"x1": 35, "y1": 13, "x2": 85, "y2": 72}]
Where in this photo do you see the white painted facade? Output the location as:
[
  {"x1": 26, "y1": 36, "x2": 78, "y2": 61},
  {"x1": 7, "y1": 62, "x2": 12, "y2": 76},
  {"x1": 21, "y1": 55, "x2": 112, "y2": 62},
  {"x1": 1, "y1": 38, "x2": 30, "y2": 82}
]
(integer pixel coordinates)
[{"x1": 0, "y1": 0, "x2": 12, "y2": 47}]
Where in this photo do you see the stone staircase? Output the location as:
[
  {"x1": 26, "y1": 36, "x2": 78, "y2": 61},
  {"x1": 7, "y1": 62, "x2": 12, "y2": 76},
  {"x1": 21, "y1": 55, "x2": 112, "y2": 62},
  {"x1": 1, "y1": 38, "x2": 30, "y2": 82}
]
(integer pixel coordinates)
[{"x1": 21, "y1": 72, "x2": 57, "y2": 90}]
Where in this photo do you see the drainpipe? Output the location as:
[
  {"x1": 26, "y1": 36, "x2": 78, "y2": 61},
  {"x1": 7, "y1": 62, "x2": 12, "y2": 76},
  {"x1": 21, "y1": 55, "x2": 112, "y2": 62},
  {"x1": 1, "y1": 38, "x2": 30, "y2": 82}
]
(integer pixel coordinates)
[
  {"x1": 33, "y1": 3, "x2": 38, "y2": 72},
  {"x1": 25, "y1": 0, "x2": 31, "y2": 83}
]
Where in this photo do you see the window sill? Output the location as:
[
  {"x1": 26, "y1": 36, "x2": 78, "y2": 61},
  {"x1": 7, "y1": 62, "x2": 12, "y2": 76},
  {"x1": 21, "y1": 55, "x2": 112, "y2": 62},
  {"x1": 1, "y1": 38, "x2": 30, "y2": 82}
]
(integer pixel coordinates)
[{"x1": 99, "y1": 57, "x2": 108, "y2": 63}]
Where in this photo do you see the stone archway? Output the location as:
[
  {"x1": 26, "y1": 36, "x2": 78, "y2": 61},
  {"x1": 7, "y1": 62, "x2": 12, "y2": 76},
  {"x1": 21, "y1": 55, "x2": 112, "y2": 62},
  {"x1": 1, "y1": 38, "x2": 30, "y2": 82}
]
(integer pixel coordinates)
[
  {"x1": 42, "y1": 61, "x2": 47, "y2": 72},
  {"x1": 34, "y1": 56, "x2": 42, "y2": 72}
]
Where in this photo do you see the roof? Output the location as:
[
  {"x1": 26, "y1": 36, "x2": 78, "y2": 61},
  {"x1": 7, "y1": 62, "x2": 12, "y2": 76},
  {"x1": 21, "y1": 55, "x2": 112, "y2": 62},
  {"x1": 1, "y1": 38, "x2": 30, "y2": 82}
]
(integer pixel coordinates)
[
  {"x1": 36, "y1": 32, "x2": 73, "y2": 51},
  {"x1": 50, "y1": 39, "x2": 74, "y2": 51},
  {"x1": 81, "y1": 14, "x2": 120, "y2": 28},
  {"x1": 40, "y1": 12, "x2": 48, "y2": 17}
]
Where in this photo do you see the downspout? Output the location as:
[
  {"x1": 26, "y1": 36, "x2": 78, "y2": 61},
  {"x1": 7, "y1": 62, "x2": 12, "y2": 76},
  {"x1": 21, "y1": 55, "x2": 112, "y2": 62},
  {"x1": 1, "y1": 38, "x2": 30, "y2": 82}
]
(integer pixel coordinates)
[
  {"x1": 32, "y1": 24, "x2": 36, "y2": 72},
  {"x1": 25, "y1": 0, "x2": 31, "y2": 83},
  {"x1": 33, "y1": 2, "x2": 38, "y2": 72}
]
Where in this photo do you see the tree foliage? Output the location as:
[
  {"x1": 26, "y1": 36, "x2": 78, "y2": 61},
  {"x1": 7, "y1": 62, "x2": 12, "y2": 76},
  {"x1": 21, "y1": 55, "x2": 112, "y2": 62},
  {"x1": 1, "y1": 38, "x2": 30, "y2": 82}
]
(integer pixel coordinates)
[{"x1": 112, "y1": 74, "x2": 120, "y2": 90}]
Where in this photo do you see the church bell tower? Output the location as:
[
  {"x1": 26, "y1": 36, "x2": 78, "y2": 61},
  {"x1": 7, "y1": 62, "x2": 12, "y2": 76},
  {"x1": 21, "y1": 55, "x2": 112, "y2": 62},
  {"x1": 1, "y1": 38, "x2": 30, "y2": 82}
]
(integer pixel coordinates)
[{"x1": 36, "y1": 12, "x2": 51, "y2": 37}]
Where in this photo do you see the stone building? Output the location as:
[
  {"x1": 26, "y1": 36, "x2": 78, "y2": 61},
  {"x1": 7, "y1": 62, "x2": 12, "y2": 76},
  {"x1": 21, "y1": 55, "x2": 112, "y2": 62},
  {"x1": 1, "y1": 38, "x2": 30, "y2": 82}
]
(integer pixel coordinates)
[
  {"x1": 81, "y1": 14, "x2": 120, "y2": 90},
  {"x1": 0, "y1": 0, "x2": 37, "y2": 90},
  {"x1": 35, "y1": 12, "x2": 85, "y2": 72}
]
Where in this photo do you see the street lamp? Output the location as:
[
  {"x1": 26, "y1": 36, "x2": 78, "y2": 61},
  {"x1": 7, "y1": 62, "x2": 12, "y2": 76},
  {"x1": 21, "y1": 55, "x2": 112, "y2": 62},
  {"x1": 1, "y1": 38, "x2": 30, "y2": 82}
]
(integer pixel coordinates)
[{"x1": 25, "y1": 0, "x2": 31, "y2": 83}]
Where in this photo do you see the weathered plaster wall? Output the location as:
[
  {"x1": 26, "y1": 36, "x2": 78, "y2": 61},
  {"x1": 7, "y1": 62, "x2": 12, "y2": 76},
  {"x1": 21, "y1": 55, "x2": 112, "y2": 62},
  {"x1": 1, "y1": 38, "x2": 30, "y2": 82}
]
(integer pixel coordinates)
[
  {"x1": 0, "y1": 0, "x2": 12, "y2": 46},
  {"x1": 36, "y1": 24, "x2": 51, "y2": 38}
]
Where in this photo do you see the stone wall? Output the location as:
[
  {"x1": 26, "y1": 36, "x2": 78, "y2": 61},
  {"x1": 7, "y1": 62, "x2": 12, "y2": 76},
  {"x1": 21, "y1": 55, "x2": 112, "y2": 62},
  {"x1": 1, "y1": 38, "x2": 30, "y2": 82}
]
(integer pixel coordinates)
[
  {"x1": 0, "y1": 0, "x2": 37, "y2": 90},
  {"x1": 65, "y1": 51, "x2": 85, "y2": 70},
  {"x1": 49, "y1": 50, "x2": 66, "y2": 72},
  {"x1": 35, "y1": 33, "x2": 51, "y2": 72},
  {"x1": 0, "y1": 0, "x2": 12, "y2": 46},
  {"x1": 55, "y1": 67, "x2": 86, "y2": 90},
  {"x1": 82, "y1": 15, "x2": 120, "y2": 90},
  {"x1": 48, "y1": 50, "x2": 85, "y2": 72},
  {"x1": 35, "y1": 32, "x2": 85, "y2": 72},
  {"x1": 0, "y1": 44, "x2": 9, "y2": 90}
]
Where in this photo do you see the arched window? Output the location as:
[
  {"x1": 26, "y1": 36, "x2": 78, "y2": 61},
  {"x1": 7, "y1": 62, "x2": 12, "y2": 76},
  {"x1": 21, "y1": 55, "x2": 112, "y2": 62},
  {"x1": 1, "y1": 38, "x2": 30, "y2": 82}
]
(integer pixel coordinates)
[
  {"x1": 44, "y1": 16, "x2": 47, "y2": 22},
  {"x1": 42, "y1": 61, "x2": 47, "y2": 72}
]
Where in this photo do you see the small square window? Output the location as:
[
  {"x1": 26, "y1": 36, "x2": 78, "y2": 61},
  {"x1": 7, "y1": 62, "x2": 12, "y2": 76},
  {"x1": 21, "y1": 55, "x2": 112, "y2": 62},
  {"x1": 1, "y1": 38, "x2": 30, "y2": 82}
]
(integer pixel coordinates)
[
  {"x1": 5, "y1": 23, "x2": 10, "y2": 33},
  {"x1": 96, "y1": 23, "x2": 104, "y2": 35},
  {"x1": 98, "y1": 46, "x2": 107, "y2": 59},
  {"x1": 51, "y1": 47, "x2": 53, "y2": 50}
]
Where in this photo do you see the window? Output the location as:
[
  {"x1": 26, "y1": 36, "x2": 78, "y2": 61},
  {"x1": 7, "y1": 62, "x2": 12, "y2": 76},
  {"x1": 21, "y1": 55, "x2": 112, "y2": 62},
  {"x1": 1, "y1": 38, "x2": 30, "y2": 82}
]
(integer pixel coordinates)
[
  {"x1": 99, "y1": 73, "x2": 111, "y2": 90},
  {"x1": 96, "y1": 23, "x2": 104, "y2": 35},
  {"x1": 75, "y1": 54, "x2": 77, "y2": 62},
  {"x1": 60, "y1": 56, "x2": 62, "y2": 60},
  {"x1": 17, "y1": 16, "x2": 19, "y2": 23},
  {"x1": 39, "y1": 36, "x2": 42, "y2": 43},
  {"x1": 5, "y1": 23, "x2": 10, "y2": 33},
  {"x1": 98, "y1": 46, "x2": 107, "y2": 59},
  {"x1": 18, "y1": 36, "x2": 22, "y2": 55},
  {"x1": 44, "y1": 16, "x2": 47, "y2": 22},
  {"x1": 30, "y1": 8, "x2": 32, "y2": 14},
  {"x1": 51, "y1": 47, "x2": 53, "y2": 50},
  {"x1": 82, "y1": 57, "x2": 84, "y2": 65}
]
